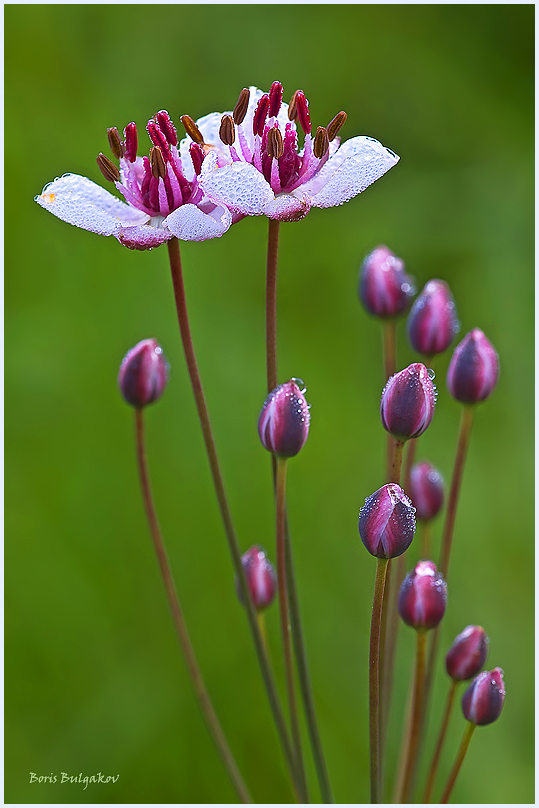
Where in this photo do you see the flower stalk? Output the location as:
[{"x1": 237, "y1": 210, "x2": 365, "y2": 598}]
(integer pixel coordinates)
[
  {"x1": 134, "y1": 408, "x2": 252, "y2": 803},
  {"x1": 439, "y1": 722, "x2": 476, "y2": 803},
  {"x1": 423, "y1": 680, "x2": 458, "y2": 803},
  {"x1": 399, "y1": 629, "x2": 427, "y2": 803},
  {"x1": 369, "y1": 557, "x2": 389, "y2": 803}
]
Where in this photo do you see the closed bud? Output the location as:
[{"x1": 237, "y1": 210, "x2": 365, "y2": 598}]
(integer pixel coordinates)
[
  {"x1": 380, "y1": 363, "x2": 436, "y2": 440},
  {"x1": 236, "y1": 546, "x2": 277, "y2": 611},
  {"x1": 447, "y1": 328, "x2": 499, "y2": 405},
  {"x1": 398, "y1": 560, "x2": 447, "y2": 630},
  {"x1": 258, "y1": 379, "x2": 310, "y2": 458},
  {"x1": 358, "y1": 484, "x2": 416, "y2": 559},
  {"x1": 359, "y1": 245, "x2": 415, "y2": 319},
  {"x1": 408, "y1": 279, "x2": 459, "y2": 357},
  {"x1": 409, "y1": 461, "x2": 444, "y2": 521},
  {"x1": 118, "y1": 338, "x2": 169, "y2": 408},
  {"x1": 462, "y1": 667, "x2": 505, "y2": 725},
  {"x1": 446, "y1": 625, "x2": 488, "y2": 682}
]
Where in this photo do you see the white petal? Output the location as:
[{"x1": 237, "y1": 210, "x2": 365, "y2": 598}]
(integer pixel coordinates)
[
  {"x1": 300, "y1": 136, "x2": 399, "y2": 208},
  {"x1": 164, "y1": 203, "x2": 232, "y2": 242},
  {"x1": 200, "y1": 158, "x2": 274, "y2": 216},
  {"x1": 263, "y1": 193, "x2": 310, "y2": 222},
  {"x1": 117, "y1": 224, "x2": 172, "y2": 250},
  {"x1": 178, "y1": 112, "x2": 226, "y2": 180},
  {"x1": 35, "y1": 173, "x2": 149, "y2": 235}
]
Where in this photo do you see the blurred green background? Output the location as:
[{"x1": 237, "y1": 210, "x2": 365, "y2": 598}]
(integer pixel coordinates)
[{"x1": 6, "y1": 4, "x2": 533, "y2": 804}]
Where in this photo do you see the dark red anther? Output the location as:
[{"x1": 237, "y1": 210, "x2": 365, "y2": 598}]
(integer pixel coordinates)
[
  {"x1": 253, "y1": 94, "x2": 270, "y2": 137},
  {"x1": 327, "y1": 111, "x2": 347, "y2": 142},
  {"x1": 268, "y1": 81, "x2": 283, "y2": 118},
  {"x1": 266, "y1": 126, "x2": 284, "y2": 159},
  {"x1": 189, "y1": 142, "x2": 205, "y2": 176},
  {"x1": 219, "y1": 115, "x2": 235, "y2": 146},
  {"x1": 147, "y1": 120, "x2": 170, "y2": 159},
  {"x1": 150, "y1": 146, "x2": 166, "y2": 180},
  {"x1": 233, "y1": 88, "x2": 250, "y2": 125},
  {"x1": 107, "y1": 127, "x2": 123, "y2": 159},
  {"x1": 156, "y1": 110, "x2": 178, "y2": 146},
  {"x1": 124, "y1": 122, "x2": 138, "y2": 163},
  {"x1": 295, "y1": 91, "x2": 311, "y2": 134},
  {"x1": 181, "y1": 115, "x2": 204, "y2": 145},
  {"x1": 313, "y1": 126, "x2": 329, "y2": 159},
  {"x1": 96, "y1": 153, "x2": 120, "y2": 183},
  {"x1": 288, "y1": 91, "x2": 299, "y2": 122}
]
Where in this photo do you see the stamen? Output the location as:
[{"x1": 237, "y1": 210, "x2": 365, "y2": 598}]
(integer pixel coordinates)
[
  {"x1": 266, "y1": 127, "x2": 284, "y2": 159},
  {"x1": 295, "y1": 91, "x2": 311, "y2": 134},
  {"x1": 313, "y1": 126, "x2": 329, "y2": 159},
  {"x1": 156, "y1": 110, "x2": 178, "y2": 146},
  {"x1": 181, "y1": 115, "x2": 204, "y2": 145},
  {"x1": 124, "y1": 122, "x2": 138, "y2": 163},
  {"x1": 107, "y1": 127, "x2": 123, "y2": 159},
  {"x1": 150, "y1": 146, "x2": 166, "y2": 180},
  {"x1": 96, "y1": 153, "x2": 120, "y2": 183},
  {"x1": 147, "y1": 120, "x2": 170, "y2": 158},
  {"x1": 268, "y1": 81, "x2": 283, "y2": 118},
  {"x1": 189, "y1": 142, "x2": 205, "y2": 176},
  {"x1": 327, "y1": 111, "x2": 347, "y2": 141},
  {"x1": 219, "y1": 115, "x2": 236, "y2": 146},
  {"x1": 233, "y1": 88, "x2": 250, "y2": 125},
  {"x1": 253, "y1": 94, "x2": 270, "y2": 137},
  {"x1": 288, "y1": 91, "x2": 299, "y2": 122}
]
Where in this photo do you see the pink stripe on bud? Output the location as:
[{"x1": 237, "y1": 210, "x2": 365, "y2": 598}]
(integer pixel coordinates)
[
  {"x1": 258, "y1": 379, "x2": 310, "y2": 458},
  {"x1": 398, "y1": 560, "x2": 447, "y2": 630},
  {"x1": 237, "y1": 546, "x2": 277, "y2": 611},
  {"x1": 462, "y1": 668, "x2": 505, "y2": 725},
  {"x1": 118, "y1": 339, "x2": 169, "y2": 408}
]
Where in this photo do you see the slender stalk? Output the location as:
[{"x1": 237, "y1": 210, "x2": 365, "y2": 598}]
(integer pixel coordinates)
[
  {"x1": 257, "y1": 611, "x2": 270, "y2": 659},
  {"x1": 266, "y1": 218, "x2": 280, "y2": 392},
  {"x1": 166, "y1": 237, "x2": 299, "y2": 796},
  {"x1": 438, "y1": 405, "x2": 475, "y2": 579},
  {"x1": 276, "y1": 458, "x2": 309, "y2": 803},
  {"x1": 390, "y1": 439, "x2": 405, "y2": 485},
  {"x1": 439, "y1": 722, "x2": 476, "y2": 803},
  {"x1": 266, "y1": 219, "x2": 333, "y2": 802},
  {"x1": 399, "y1": 628, "x2": 428, "y2": 803},
  {"x1": 383, "y1": 320, "x2": 397, "y2": 482},
  {"x1": 403, "y1": 437, "x2": 417, "y2": 492},
  {"x1": 423, "y1": 680, "x2": 458, "y2": 803},
  {"x1": 134, "y1": 409, "x2": 252, "y2": 804},
  {"x1": 369, "y1": 557, "x2": 389, "y2": 803},
  {"x1": 391, "y1": 674, "x2": 414, "y2": 803},
  {"x1": 421, "y1": 520, "x2": 432, "y2": 560}
]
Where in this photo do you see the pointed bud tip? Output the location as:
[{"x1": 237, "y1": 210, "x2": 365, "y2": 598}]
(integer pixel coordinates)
[
  {"x1": 446, "y1": 625, "x2": 489, "y2": 681},
  {"x1": 462, "y1": 667, "x2": 505, "y2": 725}
]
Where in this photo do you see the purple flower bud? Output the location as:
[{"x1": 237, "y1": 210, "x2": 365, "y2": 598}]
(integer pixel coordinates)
[
  {"x1": 358, "y1": 484, "x2": 416, "y2": 559},
  {"x1": 447, "y1": 329, "x2": 500, "y2": 405},
  {"x1": 118, "y1": 339, "x2": 169, "y2": 408},
  {"x1": 380, "y1": 363, "x2": 436, "y2": 440},
  {"x1": 446, "y1": 625, "x2": 489, "y2": 682},
  {"x1": 408, "y1": 279, "x2": 459, "y2": 357},
  {"x1": 358, "y1": 245, "x2": 416, "y2": 319},
  {"x1": 236, "y1": 546, "x2": 277, "y2": 611},
  {"x1": 258, "y1": 379, "x2": 310, "y2": 458},
  {"x1": 409, "y1": 461, "x2": 444, "y2": 522},
  {"x1": 461, "y1": 667, "x2": 505, "y2": 726},
  {"x1": 398, "y1": 560, "x2": 447, "y2": 630}
]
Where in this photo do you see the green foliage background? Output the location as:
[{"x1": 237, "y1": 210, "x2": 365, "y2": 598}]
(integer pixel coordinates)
[{"x1": 6, "y1": 4, "x2": 533, "y2": 804}]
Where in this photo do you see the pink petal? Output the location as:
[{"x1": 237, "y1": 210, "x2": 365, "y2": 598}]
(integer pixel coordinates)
[
  {"x1": 263, "y1": 193, "x2": 310, "y2": 222},
  {"x1": 117, "y1": 224, "x2": 172, "y2": 250}
]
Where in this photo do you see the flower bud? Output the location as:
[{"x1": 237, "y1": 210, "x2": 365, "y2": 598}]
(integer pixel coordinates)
[
  {"x1": 398, "y1": 560, "x2": 447, "y2": 630},
  {"x1": 236, "y1": 546, "x2": 277, "y2": 611},
  {"x1": 358, "y1": 245, "x2": 415, "y2": 319},
  {"x1": 447, "y1": 329, "x2": 500, "y2": 405},
  {"x1": 407, "y1": 279, "x2": 459, "y2": 357},
  {"x1": 446, "y1": 625, "x2": 488, "y2": 682},
  {"x1": 461, "y1": 667, "x2": 505, "y2": 726},
  {"x1": 358, "y1": 484, "x2": 416, "y2": 559},
  {"x1": 380, "y1": 363, "x2": 436, "y2": 440},
  {"x1": 118, "y1": 339, "x2": 169, "y2": 408},
  {"x1": 258, "y1": 379, "x2": 310, "y2": 458},
  {"x1": 409, "y1": 461, "x2": 444, "y2": 522}
]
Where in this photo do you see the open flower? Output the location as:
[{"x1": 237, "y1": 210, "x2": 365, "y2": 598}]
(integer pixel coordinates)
[
  {"x1": 185, "y1": 83, "x2": 399, "y2": 222},
  {"x1": 35, "y1": 111, "x2": 232, "y2": 250}
]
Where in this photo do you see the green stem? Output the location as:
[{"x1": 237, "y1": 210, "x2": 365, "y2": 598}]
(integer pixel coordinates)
[
  {"x1": 423, "y1": 680, "x2": 458, "y2": 803},
  {"x1": 399, "y1": 629, "x2": 428, "y2": 803},
  {"x1": 166, "y1": 237, "x2": 298, "y2": 797},
  {"x1": 134, "y1": 409, "x2": 251, "y2": 803},
  {"x1": 276, "y1": 457, "x2": 309, "y2": 803},
  {"x1": 383, "y1": 319, "x2": 397, "y2": 381},
  {"x1": 440, "y1": 722, "x2": 476, "y2": 803},
  {"x1": 369, "y1": 557, "x2": 389, "y2": 803},
  {"x1": 421, "y1": 520, "x2": 432, "y2": 560}
]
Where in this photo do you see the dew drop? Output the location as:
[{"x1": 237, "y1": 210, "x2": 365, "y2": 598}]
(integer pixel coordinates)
[{"x1": 427, "y1": 368, "x2": 436, "y2": 380}]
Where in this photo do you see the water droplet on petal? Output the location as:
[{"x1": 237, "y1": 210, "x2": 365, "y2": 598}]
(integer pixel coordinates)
[{"x1": 427, "y1": 368, "x2": 436, "y2": 380}]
